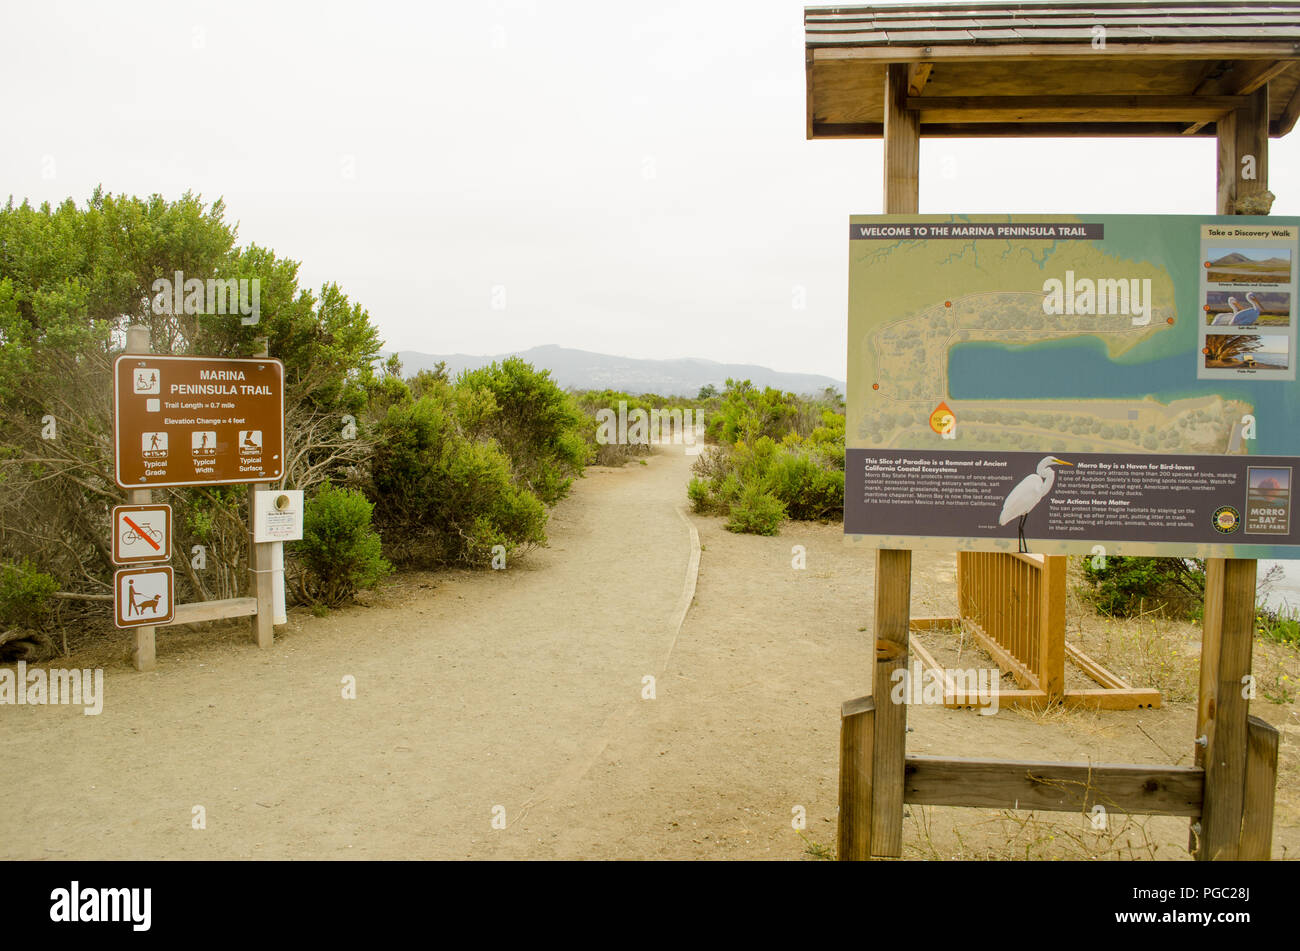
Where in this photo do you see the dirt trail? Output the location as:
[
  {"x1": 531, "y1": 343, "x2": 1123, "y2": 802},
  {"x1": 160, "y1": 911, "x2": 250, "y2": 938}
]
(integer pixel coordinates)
[
  {"x1": 2, "y1": 444, "x2": 1295, "y2": 860},
  {"x1": 1, "y1": 449, "x2": 699, "y2": 859}
]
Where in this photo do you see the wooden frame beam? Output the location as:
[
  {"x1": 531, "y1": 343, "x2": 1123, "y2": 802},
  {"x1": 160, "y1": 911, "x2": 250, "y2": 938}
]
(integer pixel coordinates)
[
  {"x1": 905, "y1": 755, "x2": 1205, "y2": 817},
  {"x1": 167, "y1": 596, "x2": 258, "y2": 626},
  {"x1": 904, "y1": 95, "x2": 1248, "y2": 123},
  {"x1": 811, "y1": 121, "x2": 1226, "y2": 138},
  {"x1": 906, "y1": 61, "x2": 933, "y2": 96},
  {"x1": 1276, "y1": 79, "x2": 1300, "y2": 136},
  {"x1": 1185, "y1": 59, "x2": 1294, "y2": 134}
]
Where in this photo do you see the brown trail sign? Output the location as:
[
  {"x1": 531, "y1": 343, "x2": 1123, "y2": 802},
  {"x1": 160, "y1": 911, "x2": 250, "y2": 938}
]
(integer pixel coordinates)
[{"x1": 113, "y1": 354, "x2": 284, "y2": 489}]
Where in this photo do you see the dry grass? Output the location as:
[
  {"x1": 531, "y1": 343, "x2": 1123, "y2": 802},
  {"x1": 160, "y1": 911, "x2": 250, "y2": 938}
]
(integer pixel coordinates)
[
  {"x1": 905, "y1": 804, "x2": 1185, "y2": 861},
  {"x1": 890, "y1": 558, "x2": 1300, "y2": 861}
]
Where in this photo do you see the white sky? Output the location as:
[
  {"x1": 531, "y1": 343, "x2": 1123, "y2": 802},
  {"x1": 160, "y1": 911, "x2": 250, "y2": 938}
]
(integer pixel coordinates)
[{"x1": 4, "y1": 0, "x2": 1298, "y2": 380}]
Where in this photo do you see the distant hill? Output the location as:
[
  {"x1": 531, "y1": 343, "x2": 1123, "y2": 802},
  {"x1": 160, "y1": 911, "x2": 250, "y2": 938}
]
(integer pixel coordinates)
[
  {"x1": 384, "y1": 345, "x2": 845, "y2": 397},
  {"x1": 1210, "y1": 252, "x2": 1289, "y2": 268}
]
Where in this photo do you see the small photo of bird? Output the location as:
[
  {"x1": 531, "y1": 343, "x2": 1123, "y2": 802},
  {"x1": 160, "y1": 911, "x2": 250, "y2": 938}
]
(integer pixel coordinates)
[{"x1": 999, "y1": 456, "x2": 1072, "y2": 553}]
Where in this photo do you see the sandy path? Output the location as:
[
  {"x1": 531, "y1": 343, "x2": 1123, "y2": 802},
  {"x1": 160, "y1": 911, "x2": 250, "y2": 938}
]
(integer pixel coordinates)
[
  {"x1": 1, "y1": 452, "x2": 694, "y2": 860},
  {"x1": 3, "y1": 443, "x2": 1294, "y2": 860}
]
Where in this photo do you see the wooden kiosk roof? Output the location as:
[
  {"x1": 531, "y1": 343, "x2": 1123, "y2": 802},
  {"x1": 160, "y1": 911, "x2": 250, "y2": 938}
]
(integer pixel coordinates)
[{"x1": 805, "y1": 1, "x2": 1300, "y2": 137}]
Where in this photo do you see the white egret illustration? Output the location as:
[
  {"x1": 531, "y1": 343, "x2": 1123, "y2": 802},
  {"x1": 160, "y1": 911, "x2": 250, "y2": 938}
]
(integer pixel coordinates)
[{"x1": 998, "y1": 456, "x2": 1073, "y2": 553}]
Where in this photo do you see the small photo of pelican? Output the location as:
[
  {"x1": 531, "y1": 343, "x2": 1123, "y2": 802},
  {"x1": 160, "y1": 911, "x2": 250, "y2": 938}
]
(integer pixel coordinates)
[{"x1": 1204, "y1": 290, "x2": 1290, "y2": 327}]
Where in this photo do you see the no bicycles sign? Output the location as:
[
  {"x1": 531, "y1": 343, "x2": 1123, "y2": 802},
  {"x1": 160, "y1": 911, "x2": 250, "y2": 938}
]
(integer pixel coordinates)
[
  {"x1": 113, "y1": 354, "x2": 285, "y2": 489},
  {"x1": 112, "y1": 504, "x2": 172, "y2": 565}
]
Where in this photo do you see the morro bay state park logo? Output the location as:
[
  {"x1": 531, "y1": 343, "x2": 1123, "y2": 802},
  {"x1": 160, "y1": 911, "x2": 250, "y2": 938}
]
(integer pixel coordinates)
[{"x1": 1213, "y1": 505, "x2": 1241, "y2": 534}]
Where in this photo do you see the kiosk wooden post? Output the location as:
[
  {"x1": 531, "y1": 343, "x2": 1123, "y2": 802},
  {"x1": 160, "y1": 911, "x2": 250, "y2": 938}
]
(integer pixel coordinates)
[
  {"x1": 1194, "y1": 86, "x2": 1281, "y2": 860},
  {"x1": 865, "y1": 62, "x2": 919, "y2": 859}
]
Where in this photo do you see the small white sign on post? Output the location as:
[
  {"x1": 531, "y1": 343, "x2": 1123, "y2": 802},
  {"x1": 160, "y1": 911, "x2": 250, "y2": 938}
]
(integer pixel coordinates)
[{"x1": 254, "y1": 489, "x2": 304, "y2": 543}]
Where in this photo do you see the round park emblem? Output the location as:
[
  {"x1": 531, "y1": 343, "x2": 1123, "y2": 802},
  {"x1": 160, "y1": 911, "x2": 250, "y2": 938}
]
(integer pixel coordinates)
[{"x1": 1212, "y1": 505, "x2": 1240, "y2": 534}]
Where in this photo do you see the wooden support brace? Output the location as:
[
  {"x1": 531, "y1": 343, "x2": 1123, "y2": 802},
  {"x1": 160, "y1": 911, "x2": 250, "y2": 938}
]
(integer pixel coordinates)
[
  {"x1": 837, "y1": 696, "x2": 875, "y2": 861},
  {"x1": 1239, "y1": 715, "x2": 1280, "y2": 860}
]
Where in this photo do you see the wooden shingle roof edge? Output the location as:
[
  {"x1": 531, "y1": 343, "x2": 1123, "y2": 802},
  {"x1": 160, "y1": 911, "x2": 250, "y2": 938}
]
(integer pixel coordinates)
[
  {"x1": 806, "y1": 1, "x2": 1300, "y2": 55},
  {"x1": 804, "y1": 2, "x2": 1300, "y2": 138}
]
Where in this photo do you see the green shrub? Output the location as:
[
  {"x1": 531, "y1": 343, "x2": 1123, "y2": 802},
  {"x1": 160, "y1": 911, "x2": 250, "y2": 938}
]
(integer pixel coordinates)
[
  {"x1": 1080, "y1": 555, "x2": 1205, "y2": 619},
  {"x1": 295, "y1": 484, "x2": 392, "y2": 607},
  {"x1": 726, "y1": 485, "x2": 786, "y2": 536},
  {"x1": 1256, "y1": 605, "x2": 1300, "y2": 648},
  {"x1": 0, "y1": 558, "x2": 57, "y2": 628},
  {"x1": 687, "y1": 477, "x2": 712, "y2": 513},
  {"x1": 766, "y1": 449, "x2": 844, "y2": 521},
  {"x1": 690, "y1": 427, "x2": 844, "y2": 534},
  {"x1": 370, "y1": 395, "x2": 548, "y2": 568},
  {"x1": 454, "y1": 358, "x2": 590, "y2": 504}
]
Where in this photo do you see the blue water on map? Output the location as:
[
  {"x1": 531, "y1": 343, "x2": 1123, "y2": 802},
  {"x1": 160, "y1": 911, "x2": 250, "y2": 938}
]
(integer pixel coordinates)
[
  {"x1": 948, "y1": 334, "x2": 1300, "y2": 579},
  {"x1": 947, "y1": 336, "x2": 1297, "y2": 456}
]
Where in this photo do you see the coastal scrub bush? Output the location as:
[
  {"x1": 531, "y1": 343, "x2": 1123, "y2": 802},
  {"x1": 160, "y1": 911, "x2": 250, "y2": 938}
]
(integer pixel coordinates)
[
  {"x1": 689, "y1": 386, "x2": 845, "y2": 534},
  {"x1": 1080, "y1": 555, "x2": 1205, "y2": 619},
  {"x1": 725, "y1": 484, "x2": 786, "y2": 536},
  {"x1": 0, "y1": 558, "x2": 57, "y2": 629},
  {"x1": 369, "y1": 394, "x2": 547, "y2": 568},
  {"x1": 454, "y1": 358, "x2": 590, "y2": 504},
  {"x1": 295, "y1": 484, "x2": 392, "y2": 607}
]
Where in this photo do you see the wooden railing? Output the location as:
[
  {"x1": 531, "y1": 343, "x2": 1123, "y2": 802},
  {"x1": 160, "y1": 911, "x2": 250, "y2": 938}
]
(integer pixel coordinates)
[{"x1": 956, "y1": 551, "x2": 1065, "y2": 699}]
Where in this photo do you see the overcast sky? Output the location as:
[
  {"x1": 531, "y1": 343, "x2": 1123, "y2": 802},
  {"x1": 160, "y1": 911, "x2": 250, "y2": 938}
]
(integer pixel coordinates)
[{"x1": 4, "y1": 0, "x2": 1298, "y2": 380}]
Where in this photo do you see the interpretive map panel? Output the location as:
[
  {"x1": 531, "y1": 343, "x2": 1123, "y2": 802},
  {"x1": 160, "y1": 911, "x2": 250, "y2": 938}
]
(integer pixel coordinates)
[{"x1": 845, "y1": 214, "x2": 1300, "y2": 558}]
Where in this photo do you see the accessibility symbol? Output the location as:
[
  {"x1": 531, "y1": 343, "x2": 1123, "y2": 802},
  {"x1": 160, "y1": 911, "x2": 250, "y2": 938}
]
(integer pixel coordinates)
[
  {"x1": 112, "y1": 504, "x2": 172, "y2": 564},
  {"x1": 114, "y1": 565, "x2": 174, "y2": 628},
  {"x1": 133, "y1": 368, "x2": 160, "y2": 395}
]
